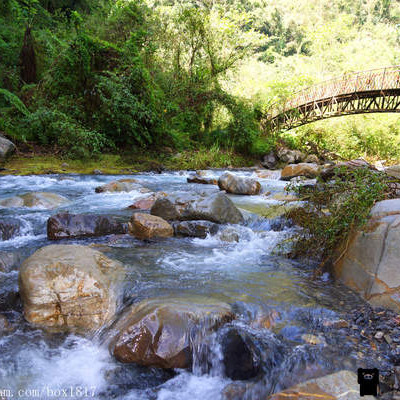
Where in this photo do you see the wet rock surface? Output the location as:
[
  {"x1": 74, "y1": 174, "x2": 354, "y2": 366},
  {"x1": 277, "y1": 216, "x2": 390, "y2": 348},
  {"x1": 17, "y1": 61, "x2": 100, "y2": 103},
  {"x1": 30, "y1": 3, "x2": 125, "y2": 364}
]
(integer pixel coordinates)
[
  {"x1": 0, "y1": 192, "x2": 69, "y2": 209},
  {"x1": 0, "y1": 217, "x2": 21, "y2": 240},
  {"x1": 128, "y1": 213, "x2": 173, "y2": 240},
  {"x1": 218, "y1": 172, "x2": 261, "y2": 195},
  {"x1": 110, "y1": 297, "x2": 234, "y2": 369},
  {"x1": 95, "y1": 179, "x2": 150, "y2": 193},
  {"x1": 47, "y1": 213, "x2": 128, "y2": 240},
  {"x1": 19, "y1": 245, "x2": 125, "y2": 333},
  {"x1": 0, "y1": 135, "x2": 16, "y2": 161},
  {"x1": 172, "y1": 220, "x2": 219, "y2": 238}
]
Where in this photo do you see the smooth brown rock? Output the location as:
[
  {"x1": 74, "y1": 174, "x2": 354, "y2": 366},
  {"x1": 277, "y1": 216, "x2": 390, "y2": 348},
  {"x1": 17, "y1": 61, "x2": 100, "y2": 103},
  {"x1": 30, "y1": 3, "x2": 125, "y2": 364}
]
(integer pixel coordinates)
[
  {"x1": 128, "y1": 213, "x2": 173, "y2": 240},
  {"x1": 218, "y1": 172, "x2": 261, "y2": 195},
  {"x1": 95, "y1": 179, "x2": 149, "y2": 193},
  {"x1": 0, "y1": 192, "x2": 69, "y2": 209},
  {"x1": 280, "y1": 163, "x2": 320, "y2": 181},
  {"x1": 19, "y1": 245, "x2": 124, "y2": 333},
  {"x1": 268, "y1": 370, "x2": 370, "y2": 400},
  {"x1": 110, "y1": 297, "x2": 234, "y2": 369}
]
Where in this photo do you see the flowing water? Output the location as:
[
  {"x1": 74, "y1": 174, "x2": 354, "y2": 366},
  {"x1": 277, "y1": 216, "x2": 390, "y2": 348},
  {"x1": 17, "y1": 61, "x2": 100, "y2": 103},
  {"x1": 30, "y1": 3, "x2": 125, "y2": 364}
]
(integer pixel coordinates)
[{"x1": 0, "y1": 171, "x2": 391, "y2": 399}]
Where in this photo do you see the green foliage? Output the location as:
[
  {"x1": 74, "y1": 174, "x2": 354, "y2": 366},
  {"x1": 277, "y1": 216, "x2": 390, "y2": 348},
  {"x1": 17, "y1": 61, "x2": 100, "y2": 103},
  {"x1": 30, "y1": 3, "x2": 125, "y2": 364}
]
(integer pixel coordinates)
[
  {"x1": 284, "y1": 167, "x2": 394, "y2": 262},
  {"x1": 0, "y1": 88, "x2": 30, "y2": 116}
]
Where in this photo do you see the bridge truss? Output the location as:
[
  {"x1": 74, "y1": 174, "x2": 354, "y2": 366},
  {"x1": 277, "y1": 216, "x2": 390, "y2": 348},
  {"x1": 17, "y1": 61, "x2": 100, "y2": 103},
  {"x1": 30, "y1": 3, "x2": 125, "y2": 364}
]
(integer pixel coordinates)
[{"x1": 266, "y1": 66, "x2": 400, "y2": 132}]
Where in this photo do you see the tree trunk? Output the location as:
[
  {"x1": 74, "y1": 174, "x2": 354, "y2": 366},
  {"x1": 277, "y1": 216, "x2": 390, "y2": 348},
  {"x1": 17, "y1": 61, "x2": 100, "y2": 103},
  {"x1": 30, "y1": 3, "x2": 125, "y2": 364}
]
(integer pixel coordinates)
[{"x1": 20, "y1": 26, "x2": 37, "y2": 84}]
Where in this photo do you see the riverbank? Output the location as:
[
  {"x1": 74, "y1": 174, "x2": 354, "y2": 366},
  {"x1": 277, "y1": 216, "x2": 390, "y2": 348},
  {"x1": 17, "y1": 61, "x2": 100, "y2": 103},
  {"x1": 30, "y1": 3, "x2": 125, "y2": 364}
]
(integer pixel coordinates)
[{"x1": 0, "y1": 148, "x2": 256, "y2": 176}]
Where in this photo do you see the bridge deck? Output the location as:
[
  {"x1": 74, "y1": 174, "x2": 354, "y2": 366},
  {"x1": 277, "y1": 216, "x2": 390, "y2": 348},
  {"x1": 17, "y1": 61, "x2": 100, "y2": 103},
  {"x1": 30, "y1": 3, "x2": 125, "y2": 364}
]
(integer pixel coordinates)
[{"x1": 267, "y1": 66, "x2": 400, "y2": 131}]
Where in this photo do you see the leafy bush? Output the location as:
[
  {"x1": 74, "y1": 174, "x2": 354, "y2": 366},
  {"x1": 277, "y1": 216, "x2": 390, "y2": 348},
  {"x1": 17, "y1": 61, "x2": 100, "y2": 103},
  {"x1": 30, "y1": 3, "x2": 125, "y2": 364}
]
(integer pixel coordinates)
[{"x1": 284, "y1": 167, "x2": 395, "y2": 263}]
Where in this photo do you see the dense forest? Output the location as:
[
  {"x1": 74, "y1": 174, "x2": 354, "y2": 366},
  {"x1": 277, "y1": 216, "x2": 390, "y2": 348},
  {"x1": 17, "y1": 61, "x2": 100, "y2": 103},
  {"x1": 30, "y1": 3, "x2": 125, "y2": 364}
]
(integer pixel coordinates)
[{"x1": 1, "y1": 0, "x2": 400, "y2": 162}]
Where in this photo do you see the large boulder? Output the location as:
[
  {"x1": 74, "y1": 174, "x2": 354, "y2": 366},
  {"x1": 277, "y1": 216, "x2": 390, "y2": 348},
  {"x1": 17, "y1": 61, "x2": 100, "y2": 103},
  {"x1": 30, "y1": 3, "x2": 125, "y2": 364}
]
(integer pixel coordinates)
[
  {"x1": 280, "y1": 163, "x2": 320, "y2": 181},
  {"x1": 95, "y1": 179, "x2": 150, "y2": 193},
  {"x1": 110, "y1": 297, "x2": 234, "y2": 369},
  {"x1": 0, "y1": 135, "x2": 16, "y2": 161},
  {"x1": 151, "y1": 193, "x2": 244, "y2": 224},
  {"x1": 19, "y1": 245, "x2": 124, "y2": 333},
  {"x1": 0, "y1": 217, "x2": 21, "y2": 240},
  {"x1": 333, "y1": 199, "x2": 400, "y2": 312},
  {"x1": 47, "y1": 213, "x2": 128, "y2": 240},
  {"x1": 0, "y1": 192, "x2": 69, "y2": 209},
  {"x1": 268, "y1": 370, "x2": 370, "y2": 400},
  {"x1": 172, "y1": 220, "x2": 219, "y2": 238},
  {"x1": 218, "y1": 172, "x2": 261, "y2": 195},
  {"x1": 128, "y1": 213, "x2": 173, "y2": 240}
]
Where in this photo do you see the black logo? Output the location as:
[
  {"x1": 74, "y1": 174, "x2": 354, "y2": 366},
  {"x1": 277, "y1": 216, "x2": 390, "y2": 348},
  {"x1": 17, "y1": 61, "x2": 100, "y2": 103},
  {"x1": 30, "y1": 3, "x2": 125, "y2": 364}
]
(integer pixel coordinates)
[{"x1": 358, "y1": 368, "x2": 379, "y2": 397}]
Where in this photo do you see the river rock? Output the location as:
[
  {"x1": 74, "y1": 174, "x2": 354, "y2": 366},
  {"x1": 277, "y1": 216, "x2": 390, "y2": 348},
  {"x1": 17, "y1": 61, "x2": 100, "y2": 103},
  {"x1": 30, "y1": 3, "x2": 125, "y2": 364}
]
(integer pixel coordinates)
[
  {"x1": 280, "y1": 163, "x2": 320, "y2": 181},
  {"x1": 305, "y1": 154, "x2": 320, "y2": 164},
  {"x1": 128, "y1": 213, "x2": 173, "y2": 240},
  {"x1": 320, "y1": 158, "x2": 376, "y2": 181},
  {"x1": 219, "y1": 227, "x2": 240, "y2": 242},
  {"x1": 19, "y1": 245, "x2": 124, "y2": 333},
  {"x1": 218, "y1": 172, "x2": 261, "y2": 195},
  {"x1": 385, "y1": 165, "x2": 400, "y2": 179},
  {"x1": 172, "y1": 220, "x2": 219, "y2": 238},
  {"x1": 333, "y1": 199, "x2": 400, "y2": 312},
  {"x1": 0, "y1": 135, "x2": 16, "y2": 161},
  {"x1": 151, "y1": 193, "x2": 244, "y2": 224},
  {"x1": 95, "y1": 179, "x2": 149, "y2": 193},
  {"x1": 0, "y1": 217, "x2": 21, "y2": 240},
  {"x1": 110, "y1": 297, "x2": 234, "y2": 369},
  {"x1": 0, "y1": 251, "x2": 20, "y2": 272},
  {"x1": 47, "y1": 213, "x2": 128, "y2": 240},
  {"x1": 221, "y1": 328, "x2": 260, "y2": 380},
  {"x1": 0, "y1": 192, "x2": 69, "y2": 209},
  {"x1": 255, "y1": 169, "x2": 281, "y2": 180},
  {"x1": 261, "y1": 152, "x2": 278, "y2": 169},
  {"x1": 276, "y1": 147, "x2": 305, "y2": 164},
  {"x1": 268, "y1": 370, "x2": 371, "y2": 400},
  {"x1": 187, "y1": 174, "x2": 217, "y2": 185},
  {"x1": 128, "y1": 192, "x2": 167, "y2": 210}
]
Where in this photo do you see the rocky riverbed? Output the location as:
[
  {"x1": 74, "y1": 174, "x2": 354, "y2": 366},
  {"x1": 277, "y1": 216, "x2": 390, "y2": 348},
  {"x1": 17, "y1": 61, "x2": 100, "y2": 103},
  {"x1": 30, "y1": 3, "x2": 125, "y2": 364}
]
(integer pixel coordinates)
[{"x1": 0, "y1": 169, "x2": 399, "y2": 399}]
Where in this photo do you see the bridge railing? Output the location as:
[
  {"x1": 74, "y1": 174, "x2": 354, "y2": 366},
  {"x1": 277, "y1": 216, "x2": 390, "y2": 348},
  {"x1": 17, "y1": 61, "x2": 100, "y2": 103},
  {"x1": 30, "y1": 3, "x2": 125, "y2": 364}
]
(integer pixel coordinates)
[{"x1": 269, "y1": 66, "x2": 400, "y2": 119}]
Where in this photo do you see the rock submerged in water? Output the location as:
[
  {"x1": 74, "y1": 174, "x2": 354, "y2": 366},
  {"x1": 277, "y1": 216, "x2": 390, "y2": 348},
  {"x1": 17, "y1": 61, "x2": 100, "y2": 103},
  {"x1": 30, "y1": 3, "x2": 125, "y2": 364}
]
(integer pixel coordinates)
[
  {"x1": 333, "y1": 199, "x2": 400, "y2": 312},
  {"x1": 172, "y1": 220, "x2": 219, "y2": 238},
  {"x1": 47, "y1": 213, "x2": 128, "y2": 240},
  {"x1": 19, "y1": 245, "x2": 125, "y2": 333},
  {"x1": 110, "y1": 297, "x2": 234, "y2": 369},
  {"x1": 128, "y1": 213, "x2": 173, "y2": 240},
  {"x1": 95, "y1": 179, "x2": 150, "y2": 193},
  {"x1": 221, "y1": 328, "x2": 261, "y2": 380},
  {"x1": 0, "y1": 251, "x2": 20, "y2": 272},
  {"x1": 0, "y1": 217, "x2": 21, "y2": 240},
  {"x1": 128, "y1": 192, "x2": 167, "y2": 210},
  {"x1": 268, "y1": 370, "x2": 365, "y2": 400},
  {"x1": 218, "y1": 172, "x2": 261, "y2": 195},
  {"x1": 151, "y1": 192, "x2": 244, "y2": 224},
  {"x1": 0, "y1": 192, "x2": 69, "y2": 209},
  {"x1": 187, "y1": 174, "x2": 217, "y2": 185}
]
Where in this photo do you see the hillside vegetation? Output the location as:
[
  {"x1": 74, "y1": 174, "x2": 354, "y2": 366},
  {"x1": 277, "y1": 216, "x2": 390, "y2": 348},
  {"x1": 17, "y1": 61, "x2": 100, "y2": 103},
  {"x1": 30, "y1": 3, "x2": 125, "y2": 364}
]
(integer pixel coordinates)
[{"x1": 1, "y1": 0, "x2": 400, "y2": 162}]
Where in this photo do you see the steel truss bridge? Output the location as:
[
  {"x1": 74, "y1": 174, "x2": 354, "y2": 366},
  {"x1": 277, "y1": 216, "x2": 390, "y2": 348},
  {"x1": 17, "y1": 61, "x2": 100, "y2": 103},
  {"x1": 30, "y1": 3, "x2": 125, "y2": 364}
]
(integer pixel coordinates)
[{"x1": 266, "y1": 66, "x2": 400, "y2": 132}]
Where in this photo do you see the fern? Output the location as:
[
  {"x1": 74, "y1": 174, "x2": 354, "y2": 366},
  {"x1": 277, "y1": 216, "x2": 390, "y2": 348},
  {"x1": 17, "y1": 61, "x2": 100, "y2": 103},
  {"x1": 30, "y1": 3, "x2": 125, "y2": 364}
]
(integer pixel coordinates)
[{"x1": 0, "y1": 88, "x2": 30, "y2": 116}]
